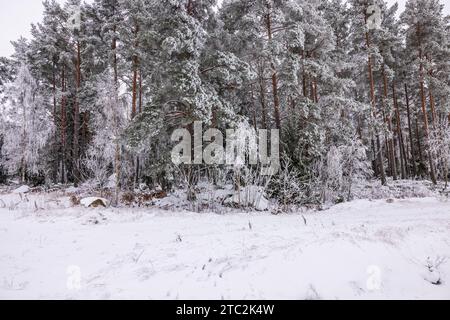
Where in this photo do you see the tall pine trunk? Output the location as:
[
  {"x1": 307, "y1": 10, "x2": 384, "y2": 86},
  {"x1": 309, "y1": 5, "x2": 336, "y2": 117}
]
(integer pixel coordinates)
[
  {"x1": 52, "y1": 61, "x2": 58, "y2": 182},
  {"x1": 131, "y1": 24, "x2": 139, "y2": 119},
  {"x1": 382, "y1": 66, "x2": 397, "y2": 180},
  {"x1": 392, "y1": 82, "x2": 407, "y2": 179},
  {"x1": 112, "y1": 4, "x2": 118, "y2": 84},
  {"x1": 417, "y1": 25, "x2": 437, "y2": 184},
  {"x1": 258, "y1": 62, "x2": 268, "y2": 129},
  {"x1": 20, "y1": 91, "x2": 27, "y2": 183},
  {"x1": 415, "y1": 115, "x2": 425, "y2": 176},
  {"x1": 73, "y1": 40, "x2": 81, "y2": 185},
  {"x1": 404, "y1": 83, "x2": 417, "y2": 177},
  {"x1": 265, "y1": 7, "x2": 281, "y2": 130},
  {"x1": 61, "y1": 66, "x2": 67, "y2": 184},
  {"x1": 365, "y1": 12, "x2": 386, "y2": 185}
]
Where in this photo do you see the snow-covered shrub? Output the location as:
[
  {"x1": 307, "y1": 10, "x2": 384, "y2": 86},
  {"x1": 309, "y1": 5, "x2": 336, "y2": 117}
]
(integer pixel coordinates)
[
  {"x1": 267, "y1": 156, "x2": 306, "y2": 209},
  {"x1": 224, "y1": 119, "x2": 273, "y2": 210},
  {"x1": 339, "y1": 139, "x2": 373, "y2": 200},
  {"x1": 223, "y1": 185, "x2": 269, "y2": 211},
  {"x1": 80, "y1": 152, "x2": 111, "y2": 189},
  {"x1": 322, "y1": 146, "x2": 344, "y2": 203},
  {"x1": 318, "y1": 138, "x2": 372, "y2": 204}
]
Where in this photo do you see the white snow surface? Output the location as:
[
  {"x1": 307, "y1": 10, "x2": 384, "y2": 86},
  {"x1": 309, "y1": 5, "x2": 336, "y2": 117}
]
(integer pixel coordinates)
[{"x1": 0, "y1": 191, "x2": 449, "y2": 300}]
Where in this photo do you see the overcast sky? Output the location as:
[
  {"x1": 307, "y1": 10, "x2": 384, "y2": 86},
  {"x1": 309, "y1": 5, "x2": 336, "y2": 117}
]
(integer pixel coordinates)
[{"x1": 0, "y1": 0, "x2": 449, "y2": 58}]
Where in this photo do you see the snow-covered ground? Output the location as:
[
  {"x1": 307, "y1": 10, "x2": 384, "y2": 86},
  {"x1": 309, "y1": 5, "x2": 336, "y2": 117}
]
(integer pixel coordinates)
[{"x1": 0, "y1": 191, "x2": 449, "y2": 299}]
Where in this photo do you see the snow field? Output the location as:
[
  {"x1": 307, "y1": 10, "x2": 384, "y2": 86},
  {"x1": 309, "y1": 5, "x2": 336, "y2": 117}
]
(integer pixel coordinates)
[{"x1": 0, "y1": 192, "x2": 449, "y2": 299}]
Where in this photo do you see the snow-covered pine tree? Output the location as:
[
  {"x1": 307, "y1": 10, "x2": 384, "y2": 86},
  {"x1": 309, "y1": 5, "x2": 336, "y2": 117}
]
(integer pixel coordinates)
[
  {"x1": 347, "y1": 0, "x2": 388, "y2": 185},
  {"x1": 83, "y1": 70, "x2": 127, "y2": 204},
  {"x1": 1, "y1": 63, "x2": 53, "y2": 182}
]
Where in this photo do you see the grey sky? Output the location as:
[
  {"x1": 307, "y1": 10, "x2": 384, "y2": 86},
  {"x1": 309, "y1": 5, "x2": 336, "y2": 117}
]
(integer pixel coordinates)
[
  {"x1": 0, "y1": 0, "x2": 449, "y2": 58},
  {"x1": 0, "y1": 0, "x2": 63, "y2": 57}
]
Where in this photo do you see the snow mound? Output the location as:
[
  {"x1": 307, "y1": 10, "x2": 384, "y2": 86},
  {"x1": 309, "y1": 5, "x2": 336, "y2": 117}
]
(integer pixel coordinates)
[
  {"x1": 13, "y1": 185, "x2": 30, "y2": 194},
  {"x1": 65, "y1": 186, "x2": 79, "y2": 193},
  {"x1": 224, "y1": 186, "x2": 269, "y2": 211},
  {"x1": 80, "y1": 197, "x2": 108, "y2": 208}
]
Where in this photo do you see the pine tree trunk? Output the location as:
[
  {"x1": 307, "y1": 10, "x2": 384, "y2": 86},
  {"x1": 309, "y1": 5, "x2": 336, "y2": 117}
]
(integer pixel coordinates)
[
  {"x1": 113, "y1": 79, "x2": 121, "y2": 206},
  {"x1": 61, "y1": 66, "x2": 67, "y2": 184},
  {"x1": 112, "y1": 3, "x2": 120, "y2": 205},
  {"x1": 415, "y1": 115, "x2": 425, "y2": 176},
  {"x1": 134, "y1": 69, "x2": 143, "y2": 187},
  {"x1": 131, "y1": 24, "x2": 139, "y2": 119},
  {"x1": 265, "y1": 8, "x2": 281, "y2": 130},
  {"x1": 131, "y1": 62, "x2": 138, "y2": 118},
  {"x1": 52, "y1": 63, "x2": 57, "y2": 122},
  {"x1": 371, "y1": 136, "x2": 379, "y2": 176},
  {"x1": 382, "y1": 66, "x2": 397, "y2": 180},
  {"x1": 429, "y1": 89, "x2": 436, "y2": 126},
  {"x1": 186, "y1": 0, "x2": 193, "y2": 15},
  {"x1": 114, "y1": 141, "x2": 121, "y2": 206},
  {"x1": 301, "y1": 50, "x2": 307, "y2": 97},
  {"x1": 139, "y1": 69, "x2": 143, "y2": 114},
  {"x1": 112, "y1": 6, "x2": 118, "y2": 84},
  {"x1": 21, "y1": 91, "x2": 26, "y2": 183},
  {"x1": 404, "y1": 83, "x2": 417, "y2": 177},
  {"x1": 270, "y1": 65, "x2": 281, "y2": 129},
  {"x1": 258, "y1": 63, "x2": 268, "y2": 129},
  {"x1": 392, "y1": 82, "x2": 407, "y2": 179},
  {"x1": 250, "y1": 84, "x2": 258, "y2": 130},
  {"x1": 417, "y1": 25, "x2": 437, "y2": 184},
  {"x1": 82, "y1": 112, "x2": 89, "y2": 151},
  {"x1": 444, "y1": 156, "x2": 449, "y2": 189},
  {"x1": 73, "y1": 40, "x2": 81, "y2": 186},
  {"x1": 383, "y1": 125, "x2": 392, "y2": 177},
  {"x1": 364, "y1": 13, "x2": 386, "y2": 185},
  {"x1": 426, "y1": 54, "x2": 437, "y2": 126},
  {"x1": 52, "y1": 62, "x2": 58, "y2": 182}
]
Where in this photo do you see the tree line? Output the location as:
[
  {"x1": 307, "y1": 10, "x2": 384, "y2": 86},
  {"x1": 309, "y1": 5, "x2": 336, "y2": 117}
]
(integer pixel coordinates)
[{"x1": 0, "y1": 0, "x2": 449, "y2": 205}]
